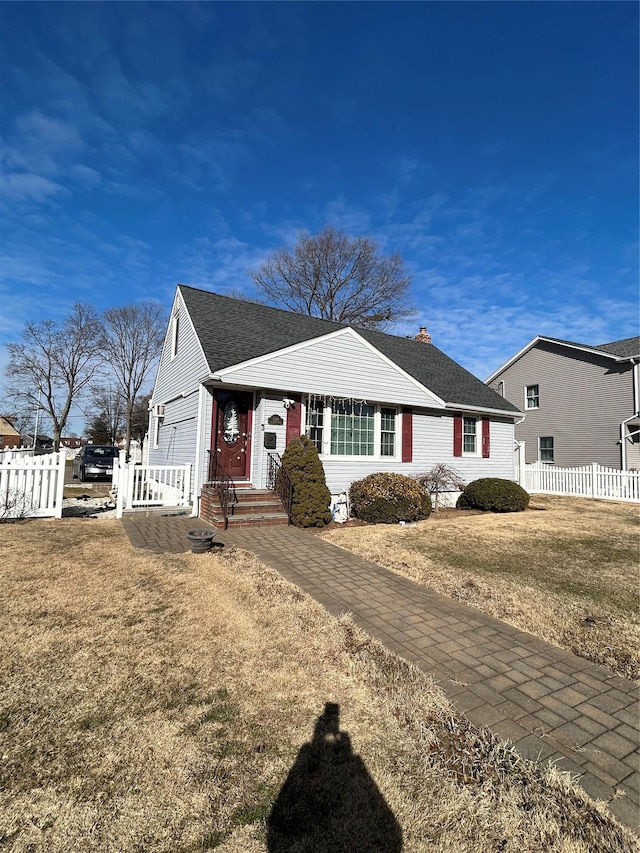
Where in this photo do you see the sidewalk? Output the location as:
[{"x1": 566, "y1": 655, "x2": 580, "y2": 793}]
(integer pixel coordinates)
[{"x1": 121, "y1": 515, "x2": 639, "y2": 830}]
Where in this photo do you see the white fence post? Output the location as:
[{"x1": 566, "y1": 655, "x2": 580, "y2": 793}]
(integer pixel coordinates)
[
  {"x1": 54, "y1": 450, "x2": 66, "y2": 518},
  {"x1": 515, "y1": 441, "x2": 526, "y2": 487},
  {"x1": 115, "y1": 451, "x2": 127, "y2": 519}
]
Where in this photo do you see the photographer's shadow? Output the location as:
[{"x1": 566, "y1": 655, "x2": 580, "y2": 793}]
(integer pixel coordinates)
[{"x1": 268, "y1": 703, "x2": 402, "y2": 852}]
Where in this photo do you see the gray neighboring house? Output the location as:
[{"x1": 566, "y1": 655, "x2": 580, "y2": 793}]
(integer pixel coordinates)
[
  {"x1": 149, "y1": 285, "x2": 521, "y2": 520},
  {"x1": 486, "y1": 336, "x2": 640, "y2": 470}
]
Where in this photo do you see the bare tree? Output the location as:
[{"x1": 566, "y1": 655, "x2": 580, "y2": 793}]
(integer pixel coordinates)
[
  {"x1": 86, "y1": 386, "x2": 125, "y2": 445},
  {"x1": 130, "y1": 392, "x2": 151, "y2": 451},
  {"x1": 5, "y1": 304, "x2": 102, "y2": 450},
  {"x1": 100, "y1": 302, "x2": 165, "y2": 457},
  {"x1": 415, "y1": 464, "x2": 466, "y2": 512},
  {"x1": 251, "y1": 226, "x2": 413, "y2": 329}
]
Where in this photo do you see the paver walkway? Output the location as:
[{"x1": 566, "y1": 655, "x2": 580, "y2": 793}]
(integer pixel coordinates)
[{"x1": 121, "y1": 514, "x2": 639, "y2": 831}]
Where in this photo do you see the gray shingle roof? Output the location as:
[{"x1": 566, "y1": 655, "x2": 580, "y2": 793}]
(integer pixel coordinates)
[
  {"x1": 592, "y1": 337, "x2": 640, "y2": 359},
  {"x1": 179, "y1": 285, "x2": 519, "y2": 413},
  {"x1": 534, "y1": 335, "x2": 640, "y2": 359}
]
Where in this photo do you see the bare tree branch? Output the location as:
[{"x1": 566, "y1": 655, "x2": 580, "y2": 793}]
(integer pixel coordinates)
[
  {"x1": 5, "y1": 305, "x2": 102, "y2": 450},
  {"x1": 251, "y1": 226, "x2": 413, "y2": 329},
  {"x1": 100, "y1": 302, "x2": 166, "y2": 456}
]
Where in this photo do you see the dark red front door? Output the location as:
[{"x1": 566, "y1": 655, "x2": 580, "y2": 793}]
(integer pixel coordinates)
[{"x1": 214, "y1": 392, "x2": 252, "y2": 479}]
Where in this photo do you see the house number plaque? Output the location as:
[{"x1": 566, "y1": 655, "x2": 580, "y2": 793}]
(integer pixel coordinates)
[{"x1": 268, "y1": 414, "x2": 284, "y2": 425}]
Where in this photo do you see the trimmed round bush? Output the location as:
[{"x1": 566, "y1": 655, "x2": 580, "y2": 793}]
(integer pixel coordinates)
[
  {"x1": 456, "y1": 478, "x2": 530, "y2": 513},
  {"x1": 350, "y1": 472, "x2": 432, "y2": 524},
  {"x1": 280, "y1": 435, "x2": 332, "y2": 528}
]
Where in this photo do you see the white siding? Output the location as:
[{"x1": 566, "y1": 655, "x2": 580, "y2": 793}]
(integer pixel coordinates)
[
  {"x1": 148, "y1": 392, "x2": 199, "y2": 497},
  {"x1": 317, "y1": 411, "x2": 514, "y2": 495},
  {"x1": 254, "y1": 393, "x2": 289, "y2": 486},
  {"x1": 152, "y1": 292, "x2": 209, "y2": 404},
  {"x1": 217, "y1": 331, "x2": 442, "y2": 409}
]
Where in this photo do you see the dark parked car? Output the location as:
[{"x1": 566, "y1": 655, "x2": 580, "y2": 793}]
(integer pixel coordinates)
[{"x1": 72, "y1": 445, "x2": 119, "y2": 481}]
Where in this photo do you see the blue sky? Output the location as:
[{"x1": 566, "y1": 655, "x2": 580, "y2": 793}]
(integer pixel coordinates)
[{"x1": 1, "y1": 1, "x2": 638, "y2": 425}]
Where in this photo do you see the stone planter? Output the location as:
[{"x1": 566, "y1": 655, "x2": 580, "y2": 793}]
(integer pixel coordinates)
[{"x1": 186, "y1": 528, "x2": 216, "y2": 554}]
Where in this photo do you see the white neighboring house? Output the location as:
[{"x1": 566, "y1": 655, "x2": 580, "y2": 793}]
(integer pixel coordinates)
[{"x1": 148, "y1": 285, "x2": 522, "y2": 523}]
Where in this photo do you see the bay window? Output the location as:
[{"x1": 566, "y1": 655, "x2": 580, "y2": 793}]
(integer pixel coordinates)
[
  {"x1": 331, "y1": 401, "x2": 374, "y2": 456},
  {"x1": 305, "y1": 397, "x2": 397, "y2": 458}
]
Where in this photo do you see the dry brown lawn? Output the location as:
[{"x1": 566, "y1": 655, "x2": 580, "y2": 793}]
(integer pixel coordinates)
[
  {"x1": 320, "y1": 495, "x2": 640, "y2": 681},
  {"x1": 0, "y1": 517, "x2": 636, "y2": 852}
]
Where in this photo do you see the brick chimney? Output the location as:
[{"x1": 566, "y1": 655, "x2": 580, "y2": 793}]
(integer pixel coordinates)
[{"x1": 414, "y1": 326, "x2": 431, "y2": 343}]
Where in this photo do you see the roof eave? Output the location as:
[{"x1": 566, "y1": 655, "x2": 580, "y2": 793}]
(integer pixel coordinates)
[
  {"x1": 445, "y1": 402, "x2": 522, "y2": 419},
  {"x1": 485, "y1": 335, "x2": 633, "y2": 382}
]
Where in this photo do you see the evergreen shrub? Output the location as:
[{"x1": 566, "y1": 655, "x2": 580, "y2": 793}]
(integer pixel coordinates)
[
  {"x1": 349, "y1": 472, "x2": 432, "y2": 524},
  {"x1": 456, "y1": 478, "x2": 530, "y2": 513},
  {"x1": 280, "y1": 435, "x2": 332, "y2": 528}
]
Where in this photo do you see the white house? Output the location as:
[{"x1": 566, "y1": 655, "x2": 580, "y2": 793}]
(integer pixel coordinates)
[{"x1": 149, "y1": 285, "x2": 522, "y2": 526}]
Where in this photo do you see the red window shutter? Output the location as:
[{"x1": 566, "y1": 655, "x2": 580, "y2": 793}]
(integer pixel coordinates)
[
  {"x1": 285, "y1": 396, "x2": 302, "y2": 446},
  {"x1": 453, "y1": 415, "x2": 463, "y2": 457},
  {"x1": 482, "y1": 420, "x2": 490, "y2": 458},
  {"x1": 401, "y1": 409, "x2": 413, "y2": 463}
]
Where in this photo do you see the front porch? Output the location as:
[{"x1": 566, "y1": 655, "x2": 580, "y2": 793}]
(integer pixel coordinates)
[
  {"x1": 200, "y1": 484, "x2": 289, "y2": 529},
  {"x1": 199, "y1": 449, "x2": 291, "y2": 529}
]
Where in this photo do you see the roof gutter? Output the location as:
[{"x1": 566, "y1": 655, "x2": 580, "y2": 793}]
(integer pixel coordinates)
[{"x1": 445, "y1": 402, "x2": 522, "y2": 419}]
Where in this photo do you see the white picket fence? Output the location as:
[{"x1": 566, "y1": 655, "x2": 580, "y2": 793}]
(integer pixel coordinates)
[
  {"x1": 522, "y1": 462, "x2": 640, "y2": 503},
  {"x1": 0, "y1": 450, "x2": 66, "y2": 518},
  {"x1": 112, "y1": 455, "x2": 191, "y2": 518}
]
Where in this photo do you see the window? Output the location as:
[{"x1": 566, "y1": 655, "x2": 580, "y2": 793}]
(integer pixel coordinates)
[
  {"x1": 526, "y1": 384, "x2": 539, "y2": 409},
  {"x1": 463, "y1": 417, "x2": 477, "y2": 454},
  {"x1": 305, "y1": 398, "x2": 397, "y2": 458},
  {"x1": 380, "y1": 407, "x2": 396, "y2": 457},
  {"x1": 153, "y1": 416, "x2": 160, "y2": 449},
  {"x1": 305, "y1": 398, "x2": 324, "y2": 453},
  {"x1": 331, "y1": 401, "x2": 375, "y2": 456},
  {"x1": 539, "y1": 436, "x2": 554, "y2": 463},
  {"x1": 171, "y1": 312, "x2": 180, "y2": 359}
]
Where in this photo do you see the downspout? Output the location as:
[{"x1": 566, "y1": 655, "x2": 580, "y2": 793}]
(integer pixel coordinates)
[
  {"x1": 192, "y1": 384, "x2": 208, "y2": 517},
  {"x1": 619, "y1": 360, "x2": 640, "y2": 471}
]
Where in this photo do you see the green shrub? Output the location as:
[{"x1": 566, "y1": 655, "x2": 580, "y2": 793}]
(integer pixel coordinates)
[
  {"x1": 456, "y1": 478, "x2": 530, "y2": 513},
  {"x1": 280, "y1": 435, "x2": 332, "y2": 528},
  {"x1": 349, "y1": 472, "x2": 432, "y2": 524}
]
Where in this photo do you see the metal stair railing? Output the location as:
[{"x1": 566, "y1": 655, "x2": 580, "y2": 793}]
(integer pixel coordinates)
[
  {"x1": 267, "y1": 452, "x2": 293, "y2": 523},
  {"x1": 207, "y1": 451, "x2": 236, "y2": 529}
]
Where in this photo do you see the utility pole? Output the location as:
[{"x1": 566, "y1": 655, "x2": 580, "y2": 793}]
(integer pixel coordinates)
[{"x1": 32, "y1": 391, "x2": 42, "y2": 449}]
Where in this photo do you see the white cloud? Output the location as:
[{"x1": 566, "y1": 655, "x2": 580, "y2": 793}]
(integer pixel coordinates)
[{"x1": 0, "y1": 173, "x2": 65, "y2": 203}]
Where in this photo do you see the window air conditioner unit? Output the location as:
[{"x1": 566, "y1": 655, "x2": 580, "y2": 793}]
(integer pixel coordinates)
[{"x1": 154, "y1": 404, "x2": 165, "y2": 418}]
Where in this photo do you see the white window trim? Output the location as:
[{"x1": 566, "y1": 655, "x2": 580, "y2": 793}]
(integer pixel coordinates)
[
  {"x1": 462, "y1": 415, "x2": 480, "y2": 457},
  {"x1": 153, "y1": 415, "x2": 161, "y2": 449},
  {"x1": 171, "y1": 312, "x2": 179, "y2": 360},
  {"x1": 525, "y1": 384, "x2": 539, "y2": 410},
  {"x1": 304, "y1": 399, "x2": 400, "y2": 461}
]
